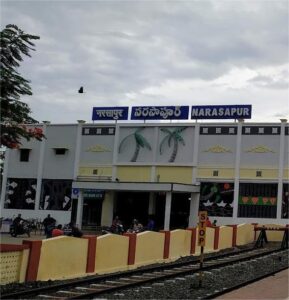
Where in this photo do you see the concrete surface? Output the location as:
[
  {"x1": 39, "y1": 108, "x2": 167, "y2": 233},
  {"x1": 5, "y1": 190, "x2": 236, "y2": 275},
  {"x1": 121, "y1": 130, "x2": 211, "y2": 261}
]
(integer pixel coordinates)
[{"x1": 216, "y1": 268, "x2": 289, "y2": 299}]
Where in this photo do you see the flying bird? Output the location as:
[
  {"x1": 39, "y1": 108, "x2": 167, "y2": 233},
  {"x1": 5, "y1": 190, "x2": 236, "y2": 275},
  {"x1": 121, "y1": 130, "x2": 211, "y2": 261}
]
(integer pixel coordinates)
[{"x1": 78, "y1": 86, "x2": 84, "y2": 93}]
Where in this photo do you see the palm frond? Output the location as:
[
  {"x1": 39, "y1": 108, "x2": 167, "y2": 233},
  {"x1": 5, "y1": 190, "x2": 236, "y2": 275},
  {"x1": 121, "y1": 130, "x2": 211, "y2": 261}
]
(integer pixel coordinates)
[{"x1": 118, "y1": 133, "x2": 133, "y2": 153}]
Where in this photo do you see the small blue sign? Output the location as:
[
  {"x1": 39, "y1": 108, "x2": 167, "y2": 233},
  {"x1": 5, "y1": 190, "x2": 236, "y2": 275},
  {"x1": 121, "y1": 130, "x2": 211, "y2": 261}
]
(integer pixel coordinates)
[
  {"x1": 92, "y1": 107, "x2": 129, "y2": 121},
  {"x1": 131, "y1": 106, "x2": 189, "y2": 120},
  {"x1": 72, "y1": 188, "x2": 79, "y2": 195},
  {"x1": 191, "y1": 105, "x2": 252, "y2": 119}
]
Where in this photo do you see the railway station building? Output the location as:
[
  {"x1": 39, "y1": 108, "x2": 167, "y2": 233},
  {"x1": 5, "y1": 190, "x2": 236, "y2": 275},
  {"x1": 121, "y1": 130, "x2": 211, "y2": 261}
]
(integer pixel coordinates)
[{"x1": 1, "y1": 107, "x2": 288, "y2": 230}]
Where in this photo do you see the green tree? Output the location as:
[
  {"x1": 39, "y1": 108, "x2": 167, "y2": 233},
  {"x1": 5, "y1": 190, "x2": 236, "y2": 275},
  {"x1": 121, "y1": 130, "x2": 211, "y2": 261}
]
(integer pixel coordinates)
[
  {"x1": 159, "y1": 127, "x2": 187, "y2": 162},
  {"x1": 119, "y1": 128, "x2": 152, "y2": 162},
  {"x1": 0, "y1": 24, "x2": 44, "y2": 149}
]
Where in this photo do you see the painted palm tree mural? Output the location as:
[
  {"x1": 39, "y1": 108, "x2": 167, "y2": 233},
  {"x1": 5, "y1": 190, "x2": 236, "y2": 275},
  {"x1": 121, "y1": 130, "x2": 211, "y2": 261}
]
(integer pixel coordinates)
[
  {"x1": 118, "y1": 128, "x2": 152, "y2": 162},
  {"x1": 159, "y1": 127, "x2": 187, "y2": 162}
]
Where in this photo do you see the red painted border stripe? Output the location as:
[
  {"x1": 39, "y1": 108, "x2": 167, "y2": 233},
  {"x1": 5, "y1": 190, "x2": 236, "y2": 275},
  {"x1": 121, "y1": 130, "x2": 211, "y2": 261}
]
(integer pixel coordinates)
[
  {"x1": 0, "y1": 244, "x2": 29, "y2": 252},
  {"x1": 213, "y1": 227, "x2": 220, "y2": 250},
  {"x1": 228, "y1": 225, "x2": 237, "y2": 247},
  {"x1": 123, "y1": 233, "x2": 137, "y2": 265},
  {"x1": 187, "y1": 228, "x2": 197, "y2": 254},
  {"x1": 23, "y1": 240, "x2": 42, "y2": 282},
  {"x1": 160, "y1": 230, "x2": 170, "y2": 259},
  {"x1": 83, "y1": 235, "x2": 97, "y2": 273}
]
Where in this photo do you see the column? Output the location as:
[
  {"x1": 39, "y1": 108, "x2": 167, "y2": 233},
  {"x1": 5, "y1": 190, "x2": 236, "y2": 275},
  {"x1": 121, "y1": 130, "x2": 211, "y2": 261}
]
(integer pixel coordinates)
[
  {"x1": 34, "y1": 122, "x2": 48, "y2": 211},
  {"x1": 0, "y1": 148, "x2": 10, "y2": 209},
  {"x1": 101, "y1": 191, "x2": 114, "y2": 226},
  {"x1": 192, "y1": 123, "x2": 200, "y2": 184},
  {"x1": 148, "y1": 192, "x2": 155, "y2": 215},
  {"x1": 112, "y1": 125, "x2": 120, "y2": 181},
  {"x1": 73, "y1": 120, "x2": 85, "y2": 180},
  {"x1": 188, "y1": 193, "x2": 200, "y2": 227},
  {"x1": 164, "y1": 191, "x2": 172, "y2": 230},
  {"x1": 76, "y1": 189, "x2": 83, "y2": 229},
  {"x1": 232, "y1": 120, "x2": 243, "y2": 220},
  {"x1": 277, "y1": 119, "x2": 287, "y2": 220}
]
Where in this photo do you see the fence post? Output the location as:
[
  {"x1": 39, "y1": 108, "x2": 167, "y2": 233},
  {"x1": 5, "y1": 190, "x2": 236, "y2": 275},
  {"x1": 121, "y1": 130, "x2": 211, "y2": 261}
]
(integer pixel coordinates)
[
  {"x1": 23, "y1": 240, "x2": 42, "y2": 282},
  {"x1": 123, "y1": 233, "x2": 137, "y2": 265},
  {"x1": 160, "y1": 230, "x2": 171, "y2": 259},
  {"x1": 83, "y1": 235, "x2": 97, "y2": 273},
  {"x1": 187, "y1": 228, "x2": 197, "y2": 254}
]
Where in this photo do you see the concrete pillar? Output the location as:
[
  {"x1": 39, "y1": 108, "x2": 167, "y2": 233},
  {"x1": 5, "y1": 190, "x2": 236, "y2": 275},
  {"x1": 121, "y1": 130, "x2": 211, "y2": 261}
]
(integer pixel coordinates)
[
  {"x1": 148, "y1": 192, "x2": 155, "y2": 215},
  {"x1": 277, "y1": 119, "x2": 287, "y2": 220},
  {"x1": 73, "y1": 121, "x2": 85, "y2": 180},
  {"x1": 0, "y1": 148, "x2": 10, "y2": 209},
  {"x1": 232, "y1": 120, "x2": 243, "y2": 220},
  {"x1": 188, "y1": 193, "x2": 200, "y2": 227},
  {"x1": 101, "y1": 191, "x2": 114, "y2": 226},
  {"x1": 164, "y1": 191, "x2": 172, "y2": 230},
  {"x1": 76, "y1": 189, "x2": 83, "y2": 229},
  {"x1": 35, "y1": 123, "x2": 48, "y2": 210}
]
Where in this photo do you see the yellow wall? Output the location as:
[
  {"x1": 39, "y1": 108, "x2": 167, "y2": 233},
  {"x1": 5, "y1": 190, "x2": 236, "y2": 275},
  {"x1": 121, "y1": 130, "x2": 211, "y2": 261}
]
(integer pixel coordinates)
[
  {"x1": 156, "y1": 167, "x2": 192, "y2": 183},
  {"x1": 78, "y1": 166, "x2": 112, "y2": 177},
  {"x1": 236, "y1": 224, "x2": 255, "y2": 245},
  {"x1": 194, "y1": 227, "x2": 216, "y2": 255},
  {"x1": 0, "y1": 250, "x2": 29, "y2": 284},
  {"x1": 117, "y1": 167, "x2": 151, "y2": 182},
  {"x1": 218, "y1": 226, "x2": 233, "y2": 250},
  {"x1": 94, "y1": 234, "x2": 129, "y2": 274},
  {"x1": 239, "y1": 168, "x2": 278, "y2": 179},
  {"x1": 197, "y1": 167, "x2": 234, "y2": 179},
  {"x1": 169, "y1": 230, "x2": 191, "y2": 259},
  {"x1": 37, "y1": 236, "x2": 88, "y2": 281},
  {"x1": 134, "y1": 231, "x2": 165, "y2": 266},
  {"x1": 283, "y1": 169, "x2": 289, "y2": 179}
]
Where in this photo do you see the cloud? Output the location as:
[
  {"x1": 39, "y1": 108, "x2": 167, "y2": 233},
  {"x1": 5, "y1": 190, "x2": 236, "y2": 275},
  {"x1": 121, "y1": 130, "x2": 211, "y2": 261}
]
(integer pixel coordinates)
[{"x1": 1, "y1": 0, "x2": 288, "y2": 123}]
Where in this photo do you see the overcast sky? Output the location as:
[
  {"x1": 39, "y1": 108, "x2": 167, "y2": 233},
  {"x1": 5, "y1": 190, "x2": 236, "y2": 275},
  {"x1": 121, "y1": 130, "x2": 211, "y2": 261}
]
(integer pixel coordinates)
[{"x1": 2, "y1": 0, "x2": 288, "y2": 123}]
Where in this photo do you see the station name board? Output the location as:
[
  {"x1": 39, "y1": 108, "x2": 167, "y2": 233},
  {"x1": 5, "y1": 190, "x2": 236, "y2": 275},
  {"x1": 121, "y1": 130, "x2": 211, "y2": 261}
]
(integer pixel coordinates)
[
  {"x1": 131, "y1": 106, "x2": 189, "y2": 120},
  {"x1": 191, "y1": 105, "x2": 251, "y2": 119},
  {"x1": 92, "y1": 105, "x2": 252, "y2": 121},
  {"x1": 92, "y1": 107, "x2": 129, "y2": 121}
]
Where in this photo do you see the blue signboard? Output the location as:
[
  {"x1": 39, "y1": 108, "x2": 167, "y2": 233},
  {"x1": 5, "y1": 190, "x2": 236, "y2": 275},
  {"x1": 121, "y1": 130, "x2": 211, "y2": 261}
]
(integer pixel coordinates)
[
  {"x1": 191, "y1": 105, "x2": 252, "y2": 119},
  {"x1": 92, "y1": 107, "x2": 129, "y2": 121},
  {"x1": 131, "y1": 106, "x2": 189, "y2": 120}
]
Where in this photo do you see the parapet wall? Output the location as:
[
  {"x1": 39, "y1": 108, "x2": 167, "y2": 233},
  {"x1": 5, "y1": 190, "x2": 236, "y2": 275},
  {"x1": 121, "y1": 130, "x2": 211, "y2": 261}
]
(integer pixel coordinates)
[{"x1": 0, "y1": 223, "x2": 287, "y2": 285}]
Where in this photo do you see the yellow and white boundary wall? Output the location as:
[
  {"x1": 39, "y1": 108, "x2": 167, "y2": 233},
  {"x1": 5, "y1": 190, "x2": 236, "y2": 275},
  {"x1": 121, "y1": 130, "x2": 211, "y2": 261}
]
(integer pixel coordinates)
[{"x1": 0, "y1": 223, "x2": 287, "y2": 285}]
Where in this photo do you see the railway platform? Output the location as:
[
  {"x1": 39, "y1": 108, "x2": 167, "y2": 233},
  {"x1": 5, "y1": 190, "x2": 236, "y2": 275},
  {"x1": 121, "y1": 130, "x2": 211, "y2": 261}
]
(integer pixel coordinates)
[{"x1": 216, "y1": 268, "x2": 289, "y2": 299}]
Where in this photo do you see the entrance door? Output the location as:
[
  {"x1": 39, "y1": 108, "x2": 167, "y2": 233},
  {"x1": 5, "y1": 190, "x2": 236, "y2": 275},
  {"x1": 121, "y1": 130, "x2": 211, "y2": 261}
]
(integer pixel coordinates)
[{"x1": 82, "y1": 197, "x2": 103, "y2": 226}]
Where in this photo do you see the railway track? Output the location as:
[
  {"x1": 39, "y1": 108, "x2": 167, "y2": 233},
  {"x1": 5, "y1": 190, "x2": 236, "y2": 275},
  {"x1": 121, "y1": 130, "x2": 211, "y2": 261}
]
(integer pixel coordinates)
[{"x1": 2, "y1": 247, "x2": 287, "y2": 299}]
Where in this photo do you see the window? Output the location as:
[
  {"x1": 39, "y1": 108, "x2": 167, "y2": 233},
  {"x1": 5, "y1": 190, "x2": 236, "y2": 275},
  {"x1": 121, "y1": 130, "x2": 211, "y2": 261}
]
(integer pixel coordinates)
[
  {"x1": 229, "y1": 128, "x2": 235, "y2": 134},
  {"x1": 258, "y1": 127, "x2": 264, "y2": 134},
  {"x1": 96, "y1": 128, "x2": 102, "y2": 134},
  {"x1": 84, "y1": 128, "x2": 90, "y2": 135},
  {"x1": 93, "y1": 169, "x2": 98, "y2": 175},
  {"x1": 20, "y1": 149, "x2": 30, "y2": 162},
  {"x1": 213, "y1": 170, "x2": 219, "y2": 176},
  {"x1": 272, "y1": 128, "x2": 278, "y2": 134},
  {"x1": 256, "y1": 171, "x2": 262, "y2": 177},
  {"x1": 202, "y1": 128, "x2": 208, "y2": 134},
  {"x1": 216, "y1": 128, "x2": 221, "y2": 134},
  {"x1": 245, "y1": 127, "x2": 251, "y2": 134},
  {"x1": 54, "y1": 148, "x2": 67, "y2": 155}
]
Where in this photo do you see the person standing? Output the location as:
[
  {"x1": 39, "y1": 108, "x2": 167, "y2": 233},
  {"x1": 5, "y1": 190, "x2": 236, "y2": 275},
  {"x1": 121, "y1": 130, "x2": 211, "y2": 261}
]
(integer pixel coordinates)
[{"x1": 43, "y1": 214, "x2": 56, "y2": 238}]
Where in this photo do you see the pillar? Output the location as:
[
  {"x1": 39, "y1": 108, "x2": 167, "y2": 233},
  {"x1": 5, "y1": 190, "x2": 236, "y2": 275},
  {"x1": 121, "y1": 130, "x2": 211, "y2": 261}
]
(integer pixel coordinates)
[
  {"x1": 76, "y1": 189, "x2": 83, "y2": 229},
  {"x1": 148, "y1": 192, "x2": 155, "y2": 215},
  {"x1": 188, "y1": 193, "x2": 200, "y2": 227},
  {"x1": 277, "y1": 119, "x2": 287, "y2": 220},
  {"x1": 101, "y1": 191, "x2": 114, "y2": 226},
  {"x1": 0, "y1": 148, "x2": 10, "y2": 210},
  {"x1": 232, "y1": 120, "x2": 243, "y2": 220},
  {"x1": 164, "y1": 191, "x2": 172, "y2": 230}
]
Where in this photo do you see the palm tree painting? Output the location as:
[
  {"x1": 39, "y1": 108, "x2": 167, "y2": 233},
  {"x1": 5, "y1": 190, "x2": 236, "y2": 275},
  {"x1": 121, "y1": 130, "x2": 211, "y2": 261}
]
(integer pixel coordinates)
[
  {"x1": 118, "y1": 128, "x2": 152, "y2": 162},
  {"x1": 159, "y1": 127, "x2": 187, "y2": 162}
]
